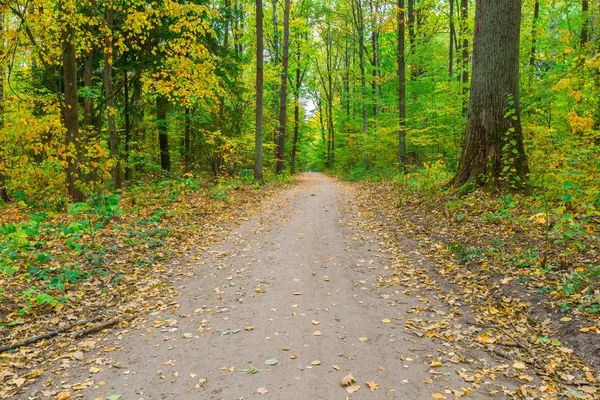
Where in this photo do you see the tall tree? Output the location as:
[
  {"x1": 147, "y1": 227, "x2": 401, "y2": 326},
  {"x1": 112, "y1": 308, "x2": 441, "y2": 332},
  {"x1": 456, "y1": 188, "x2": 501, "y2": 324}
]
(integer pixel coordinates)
[
  {"x1": 459, "y1": 0, "x2": 469, "y2": 115},
  {"x1": 453, "y1": 0, "x2": 528, "y2": 189},
  {"x1": 157, "y1": 95, "x2": 170, "y2": 172},
  {"x1": 103, "y1": 1, "x2": 121, "y2": 188},
  {"x1": 397, "y1": 0, "x2": 406, "y2": 164},
  {"x1": 254, "y1": 0, "x2": 265, "y2": 183},
  {"x1": 448, "y1": 0, "x2": 455, "y2": 78},
  {"x1": 580, "y1": 0, "x2": 589, "y2": 47},
  {"x1": 275, "y1": 0, "x2": 291, "y2": 173},
  {"x1": 60, "y1": 0, "x2": 84, "y2": 202}
]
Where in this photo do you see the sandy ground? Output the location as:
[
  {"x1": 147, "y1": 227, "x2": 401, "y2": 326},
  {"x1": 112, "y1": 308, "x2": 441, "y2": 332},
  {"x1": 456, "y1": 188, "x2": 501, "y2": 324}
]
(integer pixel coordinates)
[{"x1": 20, "y1": 173, "x2": 519, "y2": 400}]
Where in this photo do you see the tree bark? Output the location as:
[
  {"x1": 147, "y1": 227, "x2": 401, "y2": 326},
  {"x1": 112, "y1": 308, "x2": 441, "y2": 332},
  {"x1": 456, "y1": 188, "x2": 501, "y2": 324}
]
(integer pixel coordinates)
[
  {"x1": 124, "y1": 69, "x2": 132, "y2": 181},
  {"x1": 104, "y1": 3, "x2": 121, "y2": 188},
  {"x1": 275, "y1": 0, "x2": 290, "y2": 174},
  {"x1": 581, "y1": 0, "x2": 589, "y2": 47},
  {"x1": 156, "y1": 95, "x2": 170, "y2": 172},
  {"x1": 528, "y1": 0, "x2": 539, "y2": 85},
  {"x1": 61, "y1": 1, "x2": 83, "y2": 202},
  {"x1": 448, "y1": 0, "x2": 454, "y2": 78},
  {"x1": 254, "y1": 0, "x2": 265, "y2": 183},
  {"x1": 184, "y1": 107, "x2": 191, "y2": 173},
  {"x1": 460, "y1": 0, "x2": 469, "y2": 115},
  {"x1": 352, "y1": 0, "x2": 368, "y2": 167},
  {"x1": 453, "y1": 0, "x2": 528, "y2": 189},
  {"x1": 398, "y1": 0, "x2": 406, "y2": 164},
  {"x1": 0, "y1": 14, "x2": 8, "y2": 202}
]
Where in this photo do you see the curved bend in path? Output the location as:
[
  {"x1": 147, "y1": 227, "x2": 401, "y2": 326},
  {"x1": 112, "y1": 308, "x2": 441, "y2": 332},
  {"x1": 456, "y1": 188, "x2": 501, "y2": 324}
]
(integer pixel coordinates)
[{"x1": 23, "y1": 173, "x2": 515, "y2": 399}]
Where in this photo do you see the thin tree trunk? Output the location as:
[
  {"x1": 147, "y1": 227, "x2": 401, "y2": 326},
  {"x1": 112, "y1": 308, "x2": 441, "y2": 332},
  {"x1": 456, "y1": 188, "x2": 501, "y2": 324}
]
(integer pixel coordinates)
[
  {"x1": 83, "y1": 3, "x2": 94, "y2": 127},
  {"x1": 352, "y1": 0, "x2": 368, "y2": 167},
  {"x1": 61, "y1": 1, "x2": 83, "y2": 202},
  {"x1": 581, "y1": 0, "x2": 589, "y2": 46},
  {"x1": 370, "y1": 0, "x2": 379, "y2": 119},
  {"x1": 453, "y1": 0, "x2": 528, "y2": 189},
  {"x1": 184, "y1": 107, "x2": 191, "y2": 173},
  {"x1": 104, "y1": 3, "x2": 121, "y2": 188},
  {"x1": 124, "y1": 69, "x2": 132, "y2": 181},
  {"x1": 449, "y1": 0, "x2": 454, "y2": 78},
  {"x1": 398, "y1": 0, "x2": 406, "y2": 164},
  {"x1": 254, "y1": 0, "x2": 264, "y2": 183},
  {"x1": 275, "y1": 0, "x2": 290, "y2": 174},
  {"x1": 528, "y1": 0, "x2": 539, "y2": 84},
  {"x1": 460, "y1": 0, "x2": 469, "y2": 115},
  {"x1": 290, "y1": 83, "x2": 300, "y2": 174},
  {"x1": 0, "y1": 14, "x2": 8, "y2": 202},
  {"x1": 156, "y1": 95, "x2": 170, "y2": 172}
]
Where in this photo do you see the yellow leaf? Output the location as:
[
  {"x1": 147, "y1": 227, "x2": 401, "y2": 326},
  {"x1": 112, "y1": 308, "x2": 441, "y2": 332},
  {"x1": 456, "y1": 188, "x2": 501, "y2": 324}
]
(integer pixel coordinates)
[
  {"x1": 431, "y1": 393, "x2": 445, "y2": 399},
  {"x1": 366, "y1": 380, "x2": 379, "y2": 392}
]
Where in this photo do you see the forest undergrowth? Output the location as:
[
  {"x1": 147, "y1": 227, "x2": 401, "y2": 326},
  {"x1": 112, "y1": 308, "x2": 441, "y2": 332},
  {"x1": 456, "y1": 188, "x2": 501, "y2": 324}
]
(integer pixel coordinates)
[
  {"x1": 344, "y1": 168, "x2": 600, "y2": 398},
  {"x1": 0, "y1": 174, "x2": 292, "y2": 397}
]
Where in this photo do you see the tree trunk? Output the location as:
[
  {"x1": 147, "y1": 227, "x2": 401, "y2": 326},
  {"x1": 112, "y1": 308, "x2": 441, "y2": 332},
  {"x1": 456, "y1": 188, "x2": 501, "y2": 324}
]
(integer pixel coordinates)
[
  {"x1": 453, "y1": 0, "x2": 528, "y2": 189},
  {"x1": 83, "y1": 3, "x2": 94, "y2": 127},
  {"x1": 104, "y1": 3, "x2": 121, "y2": 188},
  {"x1": 254, "y1": 0, "x2": 265, "y2": 183},
  {"x1": 184, "y1": 107, "x2": 191, "y2": 173},
  {"x1": 528, "y1": 0, "x2": 539, "y2": 85},
  {"x1": 581, "y1": 0, "x2": 589, "y2": 47},
  {"x1": 407, "y1": 0, "x2": 418, "y2": 79},
  {"x1": 156, "y1": 95, "x2": 170, "y2": 172},
  {"x1": 0, "y1": 14, "x2": 8, "y2": 203},
  {"x1": 352, "y1": 0, "x2": 368, "y2": 167},
  {"x1": 448, "y1": 0, "x2": 454, "y2": 78},
  {"x1": 61, "y1": 1, "x2": 83, "y2": 202},
  {"x1": 275, "y1": 0, "x2": 290, "y2": 174},
  {"x1": 460, "y1": 0, "x2": 469, "y2": 115},
  {"x1": 369, "y1": 0, "x2": 379, "y2": 119},
  {"x1": 124, "y1": 69, "x2": 132, "y2": 181},
  {"x1": 398, "y1": 0, "x2": 406, "y2": 164}
]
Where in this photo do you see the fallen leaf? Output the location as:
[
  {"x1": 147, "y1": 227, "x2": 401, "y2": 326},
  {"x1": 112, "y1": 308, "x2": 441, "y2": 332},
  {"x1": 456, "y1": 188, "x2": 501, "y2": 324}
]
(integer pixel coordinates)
[
  {"x1": 311, "y1": 320, "x2": 320, "y2": 325},
  {"x1": 313, "y1": 331, "x2": 322, "y2": 336},
  {"x1": 381, "y1": 318, "x2": 391, "y2": 324},
  {"x1": 430, "y1": 360, "x2": 442, "y2": 368},
  {"x1": 341, "y1": 373, "x2": 356, "y2": 386},
  {"x1": 513, "y1": 361, "x2": 527, "y2": 370},
  {"x1": 264, "y1": 359, "x2": 278, "y2": 366},
  {"x1": 359, "y1": 337, "x2": 368, "y2": 342},
  {"x1": 257, "y1": 387, "x2": 268, "y2": 394},
  {"x1": 311, "y1": 360, "x2": 321, "y2": 366},
  {"x1": 431, "y1": 394, "x2": 445, "y2": 399},
  {"x1": 56, "y1": 392, "x2": 71, "y2": 400},
  {"x1": 366, "y1": 380, "x2": 379, "y2": 392},
  {"x1": 346, "y1": 384, "x2": 360, "y2": 393}
]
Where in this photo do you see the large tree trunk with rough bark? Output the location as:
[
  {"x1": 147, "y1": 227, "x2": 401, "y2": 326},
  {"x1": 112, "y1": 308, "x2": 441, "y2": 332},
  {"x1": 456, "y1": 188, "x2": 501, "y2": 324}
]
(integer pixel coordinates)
[{"x1": 453, "y1": 0, "x2": 528, "y2": 190}]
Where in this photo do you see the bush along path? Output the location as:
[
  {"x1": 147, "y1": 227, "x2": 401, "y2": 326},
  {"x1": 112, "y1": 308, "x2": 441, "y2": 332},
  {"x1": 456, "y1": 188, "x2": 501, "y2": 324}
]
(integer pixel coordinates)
[{"x1": 3, "y1": 173, "x2": 598, "y2": 399}]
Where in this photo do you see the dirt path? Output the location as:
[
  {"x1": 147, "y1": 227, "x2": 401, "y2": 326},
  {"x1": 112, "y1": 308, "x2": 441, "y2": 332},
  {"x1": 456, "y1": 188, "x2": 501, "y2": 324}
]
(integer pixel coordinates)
[{"x1": 21, "y1": 173, "x2": 520, "y2": 399}]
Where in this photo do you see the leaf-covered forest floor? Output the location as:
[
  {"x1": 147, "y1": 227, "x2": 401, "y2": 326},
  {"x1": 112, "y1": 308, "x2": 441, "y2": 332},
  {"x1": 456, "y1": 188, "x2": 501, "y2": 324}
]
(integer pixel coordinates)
[
  {"x1": 349, "y1": 181, "x2": 600, "y2": 398},
  {"x1": 1, "y1": 174, "x2": 599, "y2": 399},
  {"x1": 0, "y1": 178, "x2": 294, "y2": 397}
]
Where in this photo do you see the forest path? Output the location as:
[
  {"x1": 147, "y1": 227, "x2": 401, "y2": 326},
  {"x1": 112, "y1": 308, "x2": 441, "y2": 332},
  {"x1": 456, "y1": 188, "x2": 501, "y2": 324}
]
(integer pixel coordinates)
[{"x1": 22, "y1": 173, "x2": 516, "y2": 399}]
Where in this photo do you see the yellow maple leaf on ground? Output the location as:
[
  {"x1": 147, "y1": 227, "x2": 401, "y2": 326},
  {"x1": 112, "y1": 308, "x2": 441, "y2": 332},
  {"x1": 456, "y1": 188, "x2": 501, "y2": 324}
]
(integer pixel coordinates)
[{"x1": 366, "y1": 380, "x2": 379, "y2": 392}]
